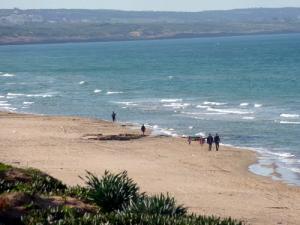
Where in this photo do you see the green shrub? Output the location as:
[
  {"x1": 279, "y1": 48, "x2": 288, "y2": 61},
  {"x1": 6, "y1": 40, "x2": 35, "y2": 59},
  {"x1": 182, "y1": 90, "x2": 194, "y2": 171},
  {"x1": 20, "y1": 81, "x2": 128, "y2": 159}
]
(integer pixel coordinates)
[
  {"x1": 64, "y1": 185, "x2": 90, "y2": 202},
  {"x1": 22, "y1": 206, "x2": 243, "y2": 225},
  {"x1": 27, "y1": 170, "x2": 67, "y2": 195},
  {"x1": 0, "y1": 167, "x2": 66, "y2": 195},
  {"x1": 22, "y1": 206, "x2": 105, "y2": 225},
  {"x1": 127, "y1": 193, "x2": 187, "y2": 216},
  {"x1": 83, "y1": 170, "x2": 140, "y2": 212},
  {"x1": 0, "y1": 163, "x2": 12, "y2": 173}
]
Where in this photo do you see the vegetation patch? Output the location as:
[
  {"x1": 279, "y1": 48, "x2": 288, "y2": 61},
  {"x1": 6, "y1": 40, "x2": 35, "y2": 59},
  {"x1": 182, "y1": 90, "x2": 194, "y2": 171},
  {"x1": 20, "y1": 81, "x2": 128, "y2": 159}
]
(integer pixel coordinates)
[{"x1": 0, "y1": 162, "x2": 244, "y2": 225}]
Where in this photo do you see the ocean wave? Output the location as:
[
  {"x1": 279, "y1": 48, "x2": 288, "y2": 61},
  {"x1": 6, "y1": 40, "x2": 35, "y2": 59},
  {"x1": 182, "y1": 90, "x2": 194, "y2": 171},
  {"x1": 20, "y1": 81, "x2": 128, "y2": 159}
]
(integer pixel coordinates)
[
  {"x1": 114, "y1": 101, "x2": 138, "y2": 106},
  {"x1": 163, "y1": 103, "x2": 190, "y2": 109},
  {"x1": 94, "y1": 89, "x2": 102, "y2": 93},
  {"x1": 0, "y1": 106, "x2": 17, "y2": 111},
  {"x1": 106, "y1": 91, "x2": 123, "y2": 95},
  {"x1": 0, "y1": 103, "x2": 11, "y2": 106},
  {"x1": 196, "y1": 105, "x2": 210, "y2": 109},
  {"x1": 0, "y1": 73, "x2": 15, "y2": 77},
  {"x1": 242, "y1": 116, "x2": 255, "y2": 120},
  {"x1": 289, "y1": 167, "x2": 300, "y2": 173},
  {"x1": 160, "y1": 98, "x2": 182, "y2": 103},
  {"x1": 280, "y1": 113, "x2": 299, "y2": 118},
  {"x1": 203, "y1": 101, "x2": 227, "y2": 106},
  {"x1": 279, "y1": 121, "x2": 300, "y2": 125},
  {"x1": 79, "y1": 81, "x2": 87, "y2": 85},
  {"x1": 23, "y1": 101, "x2": 34, "y2": 105},
  {"x1": 240, "y1": 102, "x2": 249, "y2": 107},
  {"x1": 206, "y1": 107, "x2": 253, "y2": 115},
  {"x1": 0, "y1": 96, "x2": 5, "y2": 98},
  {"x1": 26, "y1": 93, "x2": 54, "y2": 98},
  {"x1": 7, "y1": 93, "x2": 25, "y2": 96},
  {"x1": 150, "y1": 125, "x2": 178, "y2": 137},
  {"x1": 168, "y1": 76, "x2": 174, "y2": 79},
  {"x1": 254, "y1": 104, "x2": 262, "y2": 108},
  {"x1": 195, "y1": 132, "x2": 206, "y2": 137}
]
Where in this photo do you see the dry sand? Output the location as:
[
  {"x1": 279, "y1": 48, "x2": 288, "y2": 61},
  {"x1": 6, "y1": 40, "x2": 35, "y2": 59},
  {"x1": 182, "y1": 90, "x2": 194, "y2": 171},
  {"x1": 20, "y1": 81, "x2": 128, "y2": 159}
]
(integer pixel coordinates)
[{"x1": 0, "y1": 111, "x2": 299, "y2": 224}]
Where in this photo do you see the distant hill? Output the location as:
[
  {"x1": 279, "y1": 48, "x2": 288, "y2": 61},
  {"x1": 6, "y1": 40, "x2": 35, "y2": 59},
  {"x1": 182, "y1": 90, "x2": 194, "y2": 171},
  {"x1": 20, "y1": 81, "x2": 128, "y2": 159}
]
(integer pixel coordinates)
[{"x1": 1, "y1": 8, "x2": 300, "y2": 45}]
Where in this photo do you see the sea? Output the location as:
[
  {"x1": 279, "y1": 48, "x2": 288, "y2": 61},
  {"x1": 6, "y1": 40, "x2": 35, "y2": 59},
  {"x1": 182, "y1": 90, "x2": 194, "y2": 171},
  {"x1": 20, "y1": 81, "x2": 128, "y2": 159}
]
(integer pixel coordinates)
[{"x1": 0, "y1": 34, "x2": 300, "y2": 185}]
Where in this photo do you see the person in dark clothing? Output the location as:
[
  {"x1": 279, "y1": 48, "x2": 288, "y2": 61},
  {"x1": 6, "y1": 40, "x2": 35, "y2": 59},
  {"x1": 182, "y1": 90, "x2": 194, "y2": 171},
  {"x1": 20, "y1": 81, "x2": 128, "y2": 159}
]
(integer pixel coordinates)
[
  {"x1": 112, "y1": 111, "x2": 116, "y2": 122},
  {"x1": 141, "y1": 124, "x2": 146, "y2": 135},
  {"x1": 214, "y1": 133, "x2": 220, "y2": 151},
  {"x1": 207, "y1": 133, "x2": 213, "y2": 151}
]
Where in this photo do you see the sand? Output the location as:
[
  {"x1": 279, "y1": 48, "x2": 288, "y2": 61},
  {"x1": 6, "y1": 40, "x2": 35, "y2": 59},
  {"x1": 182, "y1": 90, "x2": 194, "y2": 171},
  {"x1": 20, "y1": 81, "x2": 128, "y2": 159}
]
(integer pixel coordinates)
[{"x1": 0, "y1": 111, "x2": 299, "y2": 224}]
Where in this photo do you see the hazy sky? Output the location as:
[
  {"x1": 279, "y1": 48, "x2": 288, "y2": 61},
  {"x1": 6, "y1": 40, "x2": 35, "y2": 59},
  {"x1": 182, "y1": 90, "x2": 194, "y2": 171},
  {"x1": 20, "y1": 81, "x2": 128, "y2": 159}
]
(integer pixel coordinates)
[{"x1": 1, "y1": 0, "x2": 300, "y2": 11}]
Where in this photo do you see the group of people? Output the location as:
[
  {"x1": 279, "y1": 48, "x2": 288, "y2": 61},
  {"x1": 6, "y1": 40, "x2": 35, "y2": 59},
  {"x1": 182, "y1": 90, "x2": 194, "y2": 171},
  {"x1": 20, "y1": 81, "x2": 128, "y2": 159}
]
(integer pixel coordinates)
[
  {"x1": 188, "y1": 133, "x2": 220, "y2": 151},
  {"x1": 112, "y1": 111, "x2": 146, "y2": 135},
  {"x1": 112, "y1": 111, "x2": 220, "y2": 150}
]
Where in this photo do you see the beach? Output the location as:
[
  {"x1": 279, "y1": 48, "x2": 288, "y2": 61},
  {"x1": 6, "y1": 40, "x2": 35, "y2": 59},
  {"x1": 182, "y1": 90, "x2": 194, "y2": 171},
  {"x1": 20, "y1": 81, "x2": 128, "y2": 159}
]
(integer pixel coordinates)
[{"x1": 0, "y1": 111, "x2": 299, "y2": 225}]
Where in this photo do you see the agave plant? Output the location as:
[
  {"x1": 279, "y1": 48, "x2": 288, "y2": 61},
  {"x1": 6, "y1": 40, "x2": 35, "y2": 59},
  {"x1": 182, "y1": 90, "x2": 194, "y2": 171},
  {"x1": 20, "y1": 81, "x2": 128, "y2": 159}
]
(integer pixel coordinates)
[
  {"x1": 127, "y1": 193, "x2": 187, "y2": 216},
  {"x1": 83, "y1": 170, "x2": 140, "y2": 212}
]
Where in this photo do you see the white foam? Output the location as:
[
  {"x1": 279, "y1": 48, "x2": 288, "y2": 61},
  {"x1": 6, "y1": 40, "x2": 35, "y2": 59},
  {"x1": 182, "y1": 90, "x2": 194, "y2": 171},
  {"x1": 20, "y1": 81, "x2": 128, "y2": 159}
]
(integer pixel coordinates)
[
  {"x1": 0, "y1": 101, "x2": 8, "y2": 104},
  {"x1": 196, "y1": 105, "x2": 210, "y2": 109},
  {"x1": 0, "y1": 96, "x2": 5, "y2": 98},
  {"x1": 207, "y1": 107, "x2": 253, "y2": 115},
  {"x1": 280, "y1": 114, "x2": 299, "y2": 118},
  {"x1": 23, "y1": 101, "x2": 34, "y2": 105},
  {"x1": 0, "y1": 106, "x2": 17, "y2": 111},
  {"x1": 94, "y1": 89, "x2": 102, "y2": 93},
  {"x1": 203, "y1": 101, "x2": 227, "y2": 106},
  {"x1": 168, "y1": 76, "x2": 173, "y2": 79},
  {"x1": 7, "y1": 93, "x2": 25, "y2": 96},
  {"x1": 279, "y1": 121, "x2": 300, "y2": 125},
  {"x1": 0, "y1": 73, "x2": 15, "y2": 77},
  {"x1": 163, "y1": 103, "x2": 190, "y2": 109},
  {"x1": 240, "y1": 102, "x2": 249, "y2": 107},
  {"x1": 195, "y1": 132, "x2": 206, "y2": 137},
  {"x1": 289, "y1": 168, "x2": 300, "y2": 173},
  {"x1": 114, "y1": 101, "x2": 138, "y2": 106},
  {"x1": 188, "y1": 126, "x2": 193, "y2": 129},
  {"x1": 79, "y1": 81, "x2": 87, "y2": 85},
  {"x1": 0, "y1": 103, "x2": 11, "y2": 106},
  {"x1": 254, "y1": 104, "x2": 262, "y2": 108},
  {"x1": 26, "y1": 93, "x2": 53, "y2": 98},
  {"x1": 160, "y1": 99, "x2": 182, "y2": 103},
  {"x1": 106, "y1": 91, "x2": 123, "y2": 95},
  {"x1": 150, "y1": 125, "x2": 178, "y2": 137},
  {"x1": 242, "y1": 116, "x2": 255, "y2": 120}
]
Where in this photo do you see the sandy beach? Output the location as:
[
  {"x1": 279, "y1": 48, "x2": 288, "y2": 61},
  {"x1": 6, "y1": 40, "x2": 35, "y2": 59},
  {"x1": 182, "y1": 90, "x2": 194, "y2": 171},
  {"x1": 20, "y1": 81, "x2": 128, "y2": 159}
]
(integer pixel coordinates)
[{"x1": 0, "y1": 111, "x2": 299, "y2": 225}]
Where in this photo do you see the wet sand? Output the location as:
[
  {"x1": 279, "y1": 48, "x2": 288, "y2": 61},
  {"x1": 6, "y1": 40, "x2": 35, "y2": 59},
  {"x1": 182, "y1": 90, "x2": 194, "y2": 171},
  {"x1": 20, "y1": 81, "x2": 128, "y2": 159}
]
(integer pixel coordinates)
[{"x1": 0, "y1": 111, "x2": 299, "y2": 224}]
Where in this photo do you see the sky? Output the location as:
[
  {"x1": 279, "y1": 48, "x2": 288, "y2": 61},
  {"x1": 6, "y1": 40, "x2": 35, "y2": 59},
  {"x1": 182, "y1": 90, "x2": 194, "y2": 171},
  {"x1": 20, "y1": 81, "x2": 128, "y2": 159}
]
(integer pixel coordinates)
[{"x1": 1, "y1": 0, "x2": 300, "y2": 11}]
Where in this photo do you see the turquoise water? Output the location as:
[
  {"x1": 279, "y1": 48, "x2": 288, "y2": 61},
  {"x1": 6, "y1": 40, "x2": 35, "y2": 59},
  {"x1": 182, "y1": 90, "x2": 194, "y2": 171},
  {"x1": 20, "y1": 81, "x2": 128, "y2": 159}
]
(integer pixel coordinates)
[{"x1": 0, "y1": 34, "x2": 300, "y2": 185}]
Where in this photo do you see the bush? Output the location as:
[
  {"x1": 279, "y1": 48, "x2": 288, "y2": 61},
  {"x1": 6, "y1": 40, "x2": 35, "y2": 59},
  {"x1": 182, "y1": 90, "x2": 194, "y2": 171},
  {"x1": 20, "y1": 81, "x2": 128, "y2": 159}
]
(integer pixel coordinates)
[
  {"x1": 0, "y1": 167, "x2": 67, "y2": 195},
  {"x1": 22, "y1": 206, "x2": 243, "y2": 225},
  {"x1": 127, "y1": 193, "x2": 187, "y2": 216},
  {"x1": 83, "y1": 170, "x2": 140, "y2": 212},
  {"x1": 64, "y1": 185, "x2": 90, "y2": 202},
  {"x1": 22, "y1": 206, "x2": 105, "y2": 225}
]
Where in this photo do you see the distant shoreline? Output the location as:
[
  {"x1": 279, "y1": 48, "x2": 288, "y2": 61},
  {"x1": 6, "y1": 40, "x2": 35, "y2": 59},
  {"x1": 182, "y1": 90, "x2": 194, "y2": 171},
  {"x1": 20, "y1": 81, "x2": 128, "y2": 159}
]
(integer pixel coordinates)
[{"x1": 1, "y1": 31, "x2": 300, "y2": 46}]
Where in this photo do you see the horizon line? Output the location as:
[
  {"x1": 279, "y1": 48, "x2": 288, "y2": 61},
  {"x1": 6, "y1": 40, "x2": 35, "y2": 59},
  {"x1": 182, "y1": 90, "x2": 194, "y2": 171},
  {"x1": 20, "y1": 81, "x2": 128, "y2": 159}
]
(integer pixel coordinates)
[{"x1": 1, "y1": 6, "x2": 300, "y2": 13}]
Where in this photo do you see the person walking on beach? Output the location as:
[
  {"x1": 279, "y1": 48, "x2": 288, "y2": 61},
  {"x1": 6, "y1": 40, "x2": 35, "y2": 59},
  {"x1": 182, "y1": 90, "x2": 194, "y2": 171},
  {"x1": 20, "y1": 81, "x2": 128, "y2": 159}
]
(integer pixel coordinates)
[
  {"x1": 214, "y1": 133, "x2": 220, "y2": 151},
  {"x1": 207, "y1": 134, "x2": 213, "y2": 151},
  {"x1": 141, "y1": 124, "x2": 146, "y2": 135},
  {"x1": 199, "y1": 136, "x2": 205, "y2": 145},
  {"x1": 188, "y1": 136, "x2": 192, "y2": 145},
  {"x1": 111, "y1": 111, "x2": 116, "y2": 122}
]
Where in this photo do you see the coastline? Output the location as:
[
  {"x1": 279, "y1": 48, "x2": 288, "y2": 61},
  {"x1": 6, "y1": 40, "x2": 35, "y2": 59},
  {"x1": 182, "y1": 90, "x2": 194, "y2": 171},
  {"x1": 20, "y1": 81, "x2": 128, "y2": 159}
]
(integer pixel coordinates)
[{"x1": 0, "y1": 111, "x2": 299, "y2": 224}]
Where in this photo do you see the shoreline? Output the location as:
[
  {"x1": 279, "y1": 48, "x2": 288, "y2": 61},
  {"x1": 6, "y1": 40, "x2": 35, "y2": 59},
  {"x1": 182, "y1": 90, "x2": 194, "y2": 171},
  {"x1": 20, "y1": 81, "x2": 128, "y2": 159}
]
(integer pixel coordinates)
[
  {"x1": 0, "y1": 111, "x2": 300, "y2": 224},
  {"x1": 2, "y1": 109, "x2": 299, "y2": 186}
]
